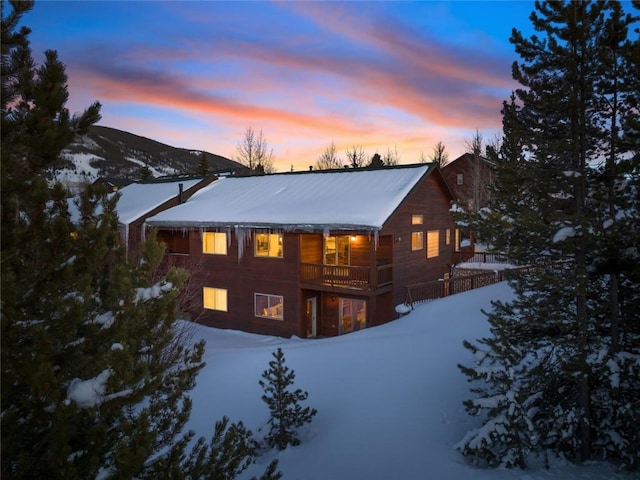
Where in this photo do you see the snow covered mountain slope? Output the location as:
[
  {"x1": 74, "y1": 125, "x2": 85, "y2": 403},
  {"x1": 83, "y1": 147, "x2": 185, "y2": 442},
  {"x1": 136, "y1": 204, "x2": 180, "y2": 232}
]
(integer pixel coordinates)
[{"x1": 50, "y1": 125, "x2": 242, "y2": 191}]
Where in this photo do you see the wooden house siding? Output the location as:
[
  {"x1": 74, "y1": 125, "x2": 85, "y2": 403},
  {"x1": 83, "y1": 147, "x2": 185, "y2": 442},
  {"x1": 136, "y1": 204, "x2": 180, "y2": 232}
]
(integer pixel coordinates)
[
  {"x1": 381, "y1": 171, "x2": 456, "y2": 309},
  {"x1": 441, "y1": 153, "x2": 494, "y2": 211},
  {"x1": 152, "y1": 165, "x2": 457, "y2": 338}
]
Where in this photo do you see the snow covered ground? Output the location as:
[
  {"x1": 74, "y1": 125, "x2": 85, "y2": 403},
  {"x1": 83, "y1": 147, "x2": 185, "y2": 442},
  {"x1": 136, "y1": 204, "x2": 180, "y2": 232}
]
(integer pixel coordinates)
[{"x1": 185, "y1": 282, "x2": 630, "y2": 480}]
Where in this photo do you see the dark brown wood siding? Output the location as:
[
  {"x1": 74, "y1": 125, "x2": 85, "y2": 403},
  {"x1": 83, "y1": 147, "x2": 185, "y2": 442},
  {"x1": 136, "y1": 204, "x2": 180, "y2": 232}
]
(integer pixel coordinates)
[
  {"x1": 190, "y1": 230, "x2": 305, "y2": 337},
  {"x1": 153, "y1": 167, "x2": 456, "y2": 338},
  {"x1": 381, "y1": 171, "x2": 456, "y2": 310}
]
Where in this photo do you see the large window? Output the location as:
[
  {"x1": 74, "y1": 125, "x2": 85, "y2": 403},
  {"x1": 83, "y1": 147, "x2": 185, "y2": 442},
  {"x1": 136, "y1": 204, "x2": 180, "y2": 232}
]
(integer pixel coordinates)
[
  {"x1": 427, "y1": 230, "x2": 440, "y2": 258},
  {"x1": 339, "y1": 298, "x2": 366, "y2": 334},
  {"x1": 203, "y1": 232, "x2": 227, "y2": 255},
  {"x1": 324, "y1": 236, "x2": 350, "y2": 265},
  {"x1": 255, "y1": 232, "x2": 282, "y2": 258},
  {"x1": 203, "y1": 287, "x2": 227, "y2": 311},
  {"x1": 255, "y1": 293, "x2": 284, "y2": 320},
  {"x1": 411, "y1": 231, "x2": 423, "y2": 251}
]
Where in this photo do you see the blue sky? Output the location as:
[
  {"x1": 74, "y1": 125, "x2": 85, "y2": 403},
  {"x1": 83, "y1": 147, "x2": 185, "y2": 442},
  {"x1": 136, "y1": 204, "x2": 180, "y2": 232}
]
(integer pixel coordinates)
[{"x1": 25, "y1": 1, "x2": 538, "y2": 171}]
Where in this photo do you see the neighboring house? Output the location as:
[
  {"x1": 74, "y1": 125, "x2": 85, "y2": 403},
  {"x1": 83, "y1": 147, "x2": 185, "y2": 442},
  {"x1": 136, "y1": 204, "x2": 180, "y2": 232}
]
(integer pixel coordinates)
[
  {"x1": 145, "y1": 164, "x2": 460, "y2": 338},
  {"x1": 92, "y1": 177, "x2": 133, "y2": 192},
  {"x1": 441, "y1": 153, "x2": 495, "y2": 212},
  {"x1": 113, "y1": 176, "x2": 218, "y2": 257}
]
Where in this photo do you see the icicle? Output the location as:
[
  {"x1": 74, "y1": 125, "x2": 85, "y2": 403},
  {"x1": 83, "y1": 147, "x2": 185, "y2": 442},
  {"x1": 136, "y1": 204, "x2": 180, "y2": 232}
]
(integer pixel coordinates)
[
  {"x1": 235, "y1": 226, "x2": 252, "y2": 261},
  {"x1": 124, "y1": 224, "x2": 130, "y2": 261}
]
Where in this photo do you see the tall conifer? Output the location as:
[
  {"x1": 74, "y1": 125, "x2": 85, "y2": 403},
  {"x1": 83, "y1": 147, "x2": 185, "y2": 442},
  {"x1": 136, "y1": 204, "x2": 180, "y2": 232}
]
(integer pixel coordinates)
[
  {"x1": 1, "y1": 3, "x2": 207, "y2": 477},
  {"x1": 457, "y1": 0, "x2": 639, "y2": 469}
]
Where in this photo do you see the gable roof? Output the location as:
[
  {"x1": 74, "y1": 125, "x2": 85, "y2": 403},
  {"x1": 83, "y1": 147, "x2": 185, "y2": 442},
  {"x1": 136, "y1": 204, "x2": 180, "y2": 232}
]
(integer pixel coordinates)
[
  {"x1": 67, "y1": 177, "x2": 205, "y2": 225},
  {"x1": 116, "y1": 178, "x2": 204, "y2": 224},
  {"x1": 146, "y1": 164, "x2": 434, "y2": 232}
]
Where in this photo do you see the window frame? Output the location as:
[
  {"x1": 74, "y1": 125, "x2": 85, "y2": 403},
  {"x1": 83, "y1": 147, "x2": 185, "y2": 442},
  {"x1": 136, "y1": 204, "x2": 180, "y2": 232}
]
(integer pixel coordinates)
[
  {"x1": 202, "y1": 231, "x2": 227, "y2": 255},
  {"x1": 324, "y1": 235, "x2": 350, "y2": 266},
  {"x1": 254, "y1": 293, "x2": 284, "y2": 320},
  {"x1": 427, "y1": 230, "x2": 440, "y2": 259},
  {"x1": 339, "y1": 298, "x2": 367, "y2": 334},
  {"x1": 203, "y1": 287, "x2": 228, "y2": 311},
  {"x1": 456, "y1": 173, "x2": 464, "y2": 185},
  {"x1": 411, "y1": 231, "x2": 424, "y2": 251},
  {"x1": 254, "y1": 232, "x2": 283, "y2": 258}
]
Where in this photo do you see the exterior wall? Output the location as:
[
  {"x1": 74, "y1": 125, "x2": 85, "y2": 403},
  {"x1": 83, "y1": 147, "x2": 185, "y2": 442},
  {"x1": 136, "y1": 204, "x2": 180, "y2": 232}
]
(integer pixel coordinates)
[
  {"x1": 441, "y1": 153, "x2": 493, "y2": 211},
  {"x1": 381, "y1": 172, "x2": 457, "y2": 309},
  {"x1": 191, "y1": 230, "x2": 306, "y2": 337},
  {"x1": 154, "y1": 167, "x2": 457, "y2": 338}
]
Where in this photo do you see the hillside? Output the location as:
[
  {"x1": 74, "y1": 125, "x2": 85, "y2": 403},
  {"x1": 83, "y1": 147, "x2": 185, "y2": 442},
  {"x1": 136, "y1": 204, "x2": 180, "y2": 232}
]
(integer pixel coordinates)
[{"x1": 51, "y1": 125, "x2": 244, "y2": 190}]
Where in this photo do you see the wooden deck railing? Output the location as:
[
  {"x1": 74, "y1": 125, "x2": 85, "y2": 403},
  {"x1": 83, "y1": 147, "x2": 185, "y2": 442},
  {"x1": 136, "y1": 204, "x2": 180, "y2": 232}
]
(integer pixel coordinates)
[
  {"x1": 300, "y1": 263, "x2": 392, "y2": 290},
  {"x1": 452, "y1": 251, "x2": 514, "y2": 265},
  {"x1": 403, "y1": 266, "x2": 531, "y2": 309}
]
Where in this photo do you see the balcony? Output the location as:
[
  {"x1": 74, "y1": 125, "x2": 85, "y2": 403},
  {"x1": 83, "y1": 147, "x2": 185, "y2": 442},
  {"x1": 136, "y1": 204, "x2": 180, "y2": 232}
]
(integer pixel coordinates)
[{"x1": 300, "y1": 263, "x2": 392, "y2": 291}]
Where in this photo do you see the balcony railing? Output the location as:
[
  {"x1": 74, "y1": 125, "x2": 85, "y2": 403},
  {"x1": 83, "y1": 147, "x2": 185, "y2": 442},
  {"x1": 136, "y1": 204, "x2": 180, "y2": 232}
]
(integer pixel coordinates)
[{"x1": 300, "y1": 263, "x2": 392, "y2": 290}]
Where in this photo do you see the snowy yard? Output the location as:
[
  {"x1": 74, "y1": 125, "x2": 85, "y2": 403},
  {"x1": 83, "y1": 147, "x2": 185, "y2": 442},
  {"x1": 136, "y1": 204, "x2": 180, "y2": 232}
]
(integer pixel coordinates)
[{"x1": 184, "y1": 282, "x2": 630, "y2": 480}]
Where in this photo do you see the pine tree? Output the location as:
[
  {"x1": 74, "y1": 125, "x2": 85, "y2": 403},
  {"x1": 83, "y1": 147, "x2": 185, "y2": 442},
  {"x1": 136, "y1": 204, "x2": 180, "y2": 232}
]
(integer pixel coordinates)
[
  {"x1": 369, "y1": 152, "x2": 384, "y2": 168},
  {"x1": 456, "y1": 0, "x2": 640, "y2": 469},
  {"x1": 180, "y1": 416, "x2": 281, "y2": 480},
  {"x1": 1, "y1": 3, "x2": 207, "y2": 477},
  {"x1": 259, "y1": 348, "x2": 317, "y2": 450},
  {"x1": 197, "y1": 151, "x2": 210, "y2": 176}
]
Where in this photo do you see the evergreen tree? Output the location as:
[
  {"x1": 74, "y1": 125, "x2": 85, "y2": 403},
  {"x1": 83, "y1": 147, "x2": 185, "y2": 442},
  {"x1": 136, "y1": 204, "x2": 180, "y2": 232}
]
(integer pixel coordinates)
[
  {"x1": 456, "y1": 0, "x2": 640, "y2": 469},
  {"x1": 369, "y1": 152, "x2": 384, "y2": 168},
  {"x1": 180, "y1": 416, "x2": 281, "y2": 480},
  {"x1": 259, "y1": 348, "x2": 317, "y2": 450},
  {"x1": 1, "y1": 3, "x2": 207, "y2": 477},
  {"x1": 197, "y1": 151, "x2": 210, "y2": 176}
]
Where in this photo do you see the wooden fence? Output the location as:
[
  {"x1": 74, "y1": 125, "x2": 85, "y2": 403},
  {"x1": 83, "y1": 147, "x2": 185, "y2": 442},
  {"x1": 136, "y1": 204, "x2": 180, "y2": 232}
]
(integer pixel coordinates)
[{"x1": 403, "y1": 266, "x2": 531, "y2": 309}]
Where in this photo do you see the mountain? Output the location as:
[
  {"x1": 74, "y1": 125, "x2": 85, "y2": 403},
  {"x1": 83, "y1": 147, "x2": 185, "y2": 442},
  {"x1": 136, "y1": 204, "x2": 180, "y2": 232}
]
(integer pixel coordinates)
[{"x1": 52, "y1": 125, "x2": 245, "y2": 190}]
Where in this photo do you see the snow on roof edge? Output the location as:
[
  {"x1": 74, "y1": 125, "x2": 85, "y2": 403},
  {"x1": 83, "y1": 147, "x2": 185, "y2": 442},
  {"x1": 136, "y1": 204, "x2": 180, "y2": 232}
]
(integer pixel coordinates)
[{"x1": 144, "y1": 220, "x2": 381, "y2": 232}]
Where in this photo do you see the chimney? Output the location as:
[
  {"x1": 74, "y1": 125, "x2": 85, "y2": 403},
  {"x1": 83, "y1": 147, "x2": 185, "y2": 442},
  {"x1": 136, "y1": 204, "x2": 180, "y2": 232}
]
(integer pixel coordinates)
[{"x1": 178, "y1": 183, "x2": 184, "y2": 204}]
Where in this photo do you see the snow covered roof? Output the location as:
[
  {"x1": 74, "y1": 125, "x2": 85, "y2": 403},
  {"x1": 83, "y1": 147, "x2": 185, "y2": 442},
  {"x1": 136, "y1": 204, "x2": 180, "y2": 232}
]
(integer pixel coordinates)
[
  {"x1": 115, "y1": 178, "x2": 203, "y2": 224},
  {"x1": 67, "y1": 178, "x2": 205, "y2": 225},
  {"x1": 146, "y1": 165, "x2": 432, "y2": 231}
]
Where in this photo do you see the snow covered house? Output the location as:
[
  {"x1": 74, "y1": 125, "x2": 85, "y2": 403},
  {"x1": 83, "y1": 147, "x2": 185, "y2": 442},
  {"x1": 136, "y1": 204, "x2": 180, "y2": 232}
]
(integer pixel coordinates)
[
  {"x1": 110, "y1": 176, "x2": 217, "y2": 257},
  {"x1": 145, "y1": 164, "x2": 459, "y2": 337}
]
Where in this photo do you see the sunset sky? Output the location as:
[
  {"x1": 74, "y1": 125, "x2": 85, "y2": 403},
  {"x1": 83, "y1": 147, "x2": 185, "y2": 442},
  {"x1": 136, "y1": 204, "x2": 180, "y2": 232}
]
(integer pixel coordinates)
[{"x1": 26, "y1": 1, "x2": 538, "y2": 171}]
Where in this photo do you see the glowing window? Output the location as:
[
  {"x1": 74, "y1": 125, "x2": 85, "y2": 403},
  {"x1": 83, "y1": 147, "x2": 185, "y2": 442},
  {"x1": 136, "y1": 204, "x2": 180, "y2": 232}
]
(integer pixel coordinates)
[
  {"x1": 255, "y1": 233, "x2": 282, "y2": 258},
  {"x1": 339, "y1": 298, "x2": 367, "y2": 334},
  {"x1": 427, "y1": 230, "x2": 440, "y2": 258},
  {"x1": 203, "y1": 287, "x2": 227, "y2": 311},
  {"x1": 255, "y1": 293, "x2": 284, "y2": 320},
  {"x1": 324, "y1": 236, "x2": 350, "y2": 266},
  {"x1": 411, "y1": 214, "x2": 423, "y2": 225},
  {"x1": 446, "y1": 229, "x2": 451, "y2": 245},
  {"x1": 411, "y1": 232, "x2": 423, "y2": 251},
  {"x1": 202, "y1": 232, "x2": 227, "y2": 255}
]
